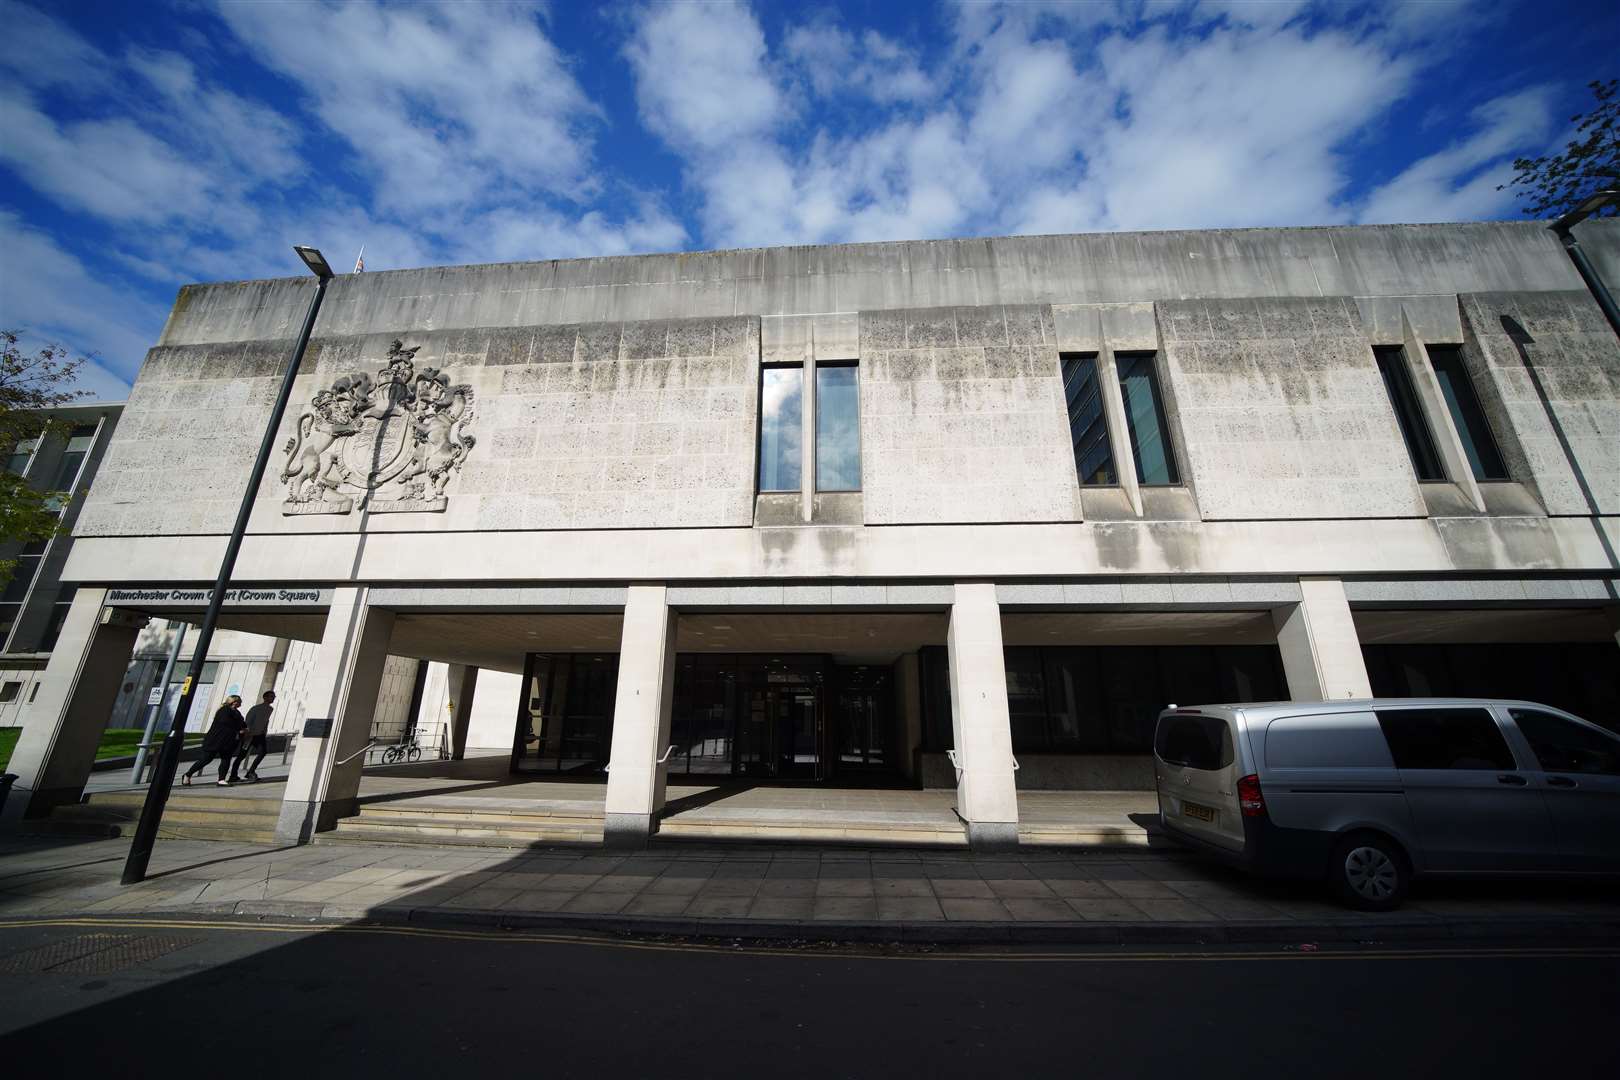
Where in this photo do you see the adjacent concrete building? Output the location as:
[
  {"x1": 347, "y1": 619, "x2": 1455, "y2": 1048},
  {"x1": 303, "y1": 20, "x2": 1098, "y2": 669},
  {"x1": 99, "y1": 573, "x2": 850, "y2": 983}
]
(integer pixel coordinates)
[
  {"x1": 4, "y1": 220, "x2": 1617, "y2": 848},
  {"x1": 1, "y1": 404, "x2": 519, "y2": 753}
]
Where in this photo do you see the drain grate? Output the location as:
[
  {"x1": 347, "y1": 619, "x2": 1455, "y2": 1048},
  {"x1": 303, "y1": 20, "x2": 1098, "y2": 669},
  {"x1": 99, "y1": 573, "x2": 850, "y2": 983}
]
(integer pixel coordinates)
[{"x1": 0, "y1": 933, "x2": 200, "y2": 975}]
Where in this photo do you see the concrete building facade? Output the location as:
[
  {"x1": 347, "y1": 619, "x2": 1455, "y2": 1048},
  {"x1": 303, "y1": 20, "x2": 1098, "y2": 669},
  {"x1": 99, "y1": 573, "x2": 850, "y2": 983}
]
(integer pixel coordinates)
[
  {"x1": 2, "y1": 405, "x2": 521, "y2": 753},
  {"x1": 3, "y1": 220, "x2": 1617, "y2": 848}
]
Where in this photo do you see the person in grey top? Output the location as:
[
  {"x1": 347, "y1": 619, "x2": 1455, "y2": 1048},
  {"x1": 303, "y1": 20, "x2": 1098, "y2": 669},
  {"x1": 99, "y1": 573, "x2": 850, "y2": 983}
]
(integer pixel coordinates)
[{"x1": 230, "y1": 690, "x2": 276, "y2": 783}]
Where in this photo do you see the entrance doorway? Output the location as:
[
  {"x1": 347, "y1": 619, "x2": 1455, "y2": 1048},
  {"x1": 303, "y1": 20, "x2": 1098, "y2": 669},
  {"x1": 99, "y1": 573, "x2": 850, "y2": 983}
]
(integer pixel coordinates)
[
  {"x1": 670, "y1": 654, "x2": 898, "y2": 783},
  {"x1": 507, "y1": 651, "x2": 904, "y2": 783},
  {"x1": 511, "y1": 653, "x2": 619, "y2": 775},
  {"x1": 738, "y1": 684, "x2": 823, "y2": 780}
]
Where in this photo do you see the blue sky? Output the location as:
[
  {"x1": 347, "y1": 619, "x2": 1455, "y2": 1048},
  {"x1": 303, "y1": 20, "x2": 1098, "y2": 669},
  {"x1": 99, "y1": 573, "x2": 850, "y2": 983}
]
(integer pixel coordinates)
[{"x1": 1, "y1": 0, "x2": 1615, "y2": 399}]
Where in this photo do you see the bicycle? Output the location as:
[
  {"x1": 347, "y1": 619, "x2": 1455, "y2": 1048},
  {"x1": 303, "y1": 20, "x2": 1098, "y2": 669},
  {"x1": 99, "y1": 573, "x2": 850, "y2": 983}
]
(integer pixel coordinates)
[{"x1": 381, "y1": 736, "x2": 423, "y2": 764}]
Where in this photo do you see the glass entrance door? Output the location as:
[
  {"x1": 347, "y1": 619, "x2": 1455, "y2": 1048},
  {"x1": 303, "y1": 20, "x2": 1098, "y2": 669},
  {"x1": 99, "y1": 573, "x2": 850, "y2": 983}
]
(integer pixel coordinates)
[
  {"x1": 831, "y1": 665, "x2": 894, "y2": 776},
  {"x1": 737, "y1": 684, "x2": 824, "y2": 780}
]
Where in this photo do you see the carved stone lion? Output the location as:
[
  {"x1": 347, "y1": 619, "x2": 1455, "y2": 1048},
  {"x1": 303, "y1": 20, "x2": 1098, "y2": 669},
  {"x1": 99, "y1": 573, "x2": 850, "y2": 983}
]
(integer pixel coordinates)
[{"x1": 279, "y1": 340, "x2": 477, "y2": 515}]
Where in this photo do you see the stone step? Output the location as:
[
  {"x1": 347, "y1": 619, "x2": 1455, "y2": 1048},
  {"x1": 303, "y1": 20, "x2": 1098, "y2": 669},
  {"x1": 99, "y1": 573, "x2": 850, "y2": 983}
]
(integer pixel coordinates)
[
  {"x1": 327, "y1": 816, "x2": 602, "y2": 848},
  {"x1": 84, "y1": 791, "x2": 278, "y2": 815},
  {"x1": 54, "y1": 804, "x2": 279, "y2": 829},
  {"x1": 25, "y1": 816, "x2": 280, "y2": 844},
  {"x1": 1017, "y1": 823, "x2": 1157, "y2": 848},
  {"x1": 352, "y1": 804, "x2": 604, "y2": 828},
  {"x1": 655, "y1": 819, "x2": 968, "y2": 846}
]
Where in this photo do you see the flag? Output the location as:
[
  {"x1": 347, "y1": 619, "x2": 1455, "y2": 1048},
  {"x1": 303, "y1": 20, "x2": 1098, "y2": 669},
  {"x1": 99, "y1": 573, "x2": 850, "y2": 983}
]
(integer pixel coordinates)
[{"x1": 353, "y1": 246, "x2": 365, "y2": 274}]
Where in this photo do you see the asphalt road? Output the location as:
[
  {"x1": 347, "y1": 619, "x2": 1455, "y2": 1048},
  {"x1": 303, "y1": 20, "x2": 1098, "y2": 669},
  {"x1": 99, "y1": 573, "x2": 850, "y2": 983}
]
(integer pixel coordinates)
[{"x1": 0, "y1": 918, "x2": 1615, "y2": 1078}]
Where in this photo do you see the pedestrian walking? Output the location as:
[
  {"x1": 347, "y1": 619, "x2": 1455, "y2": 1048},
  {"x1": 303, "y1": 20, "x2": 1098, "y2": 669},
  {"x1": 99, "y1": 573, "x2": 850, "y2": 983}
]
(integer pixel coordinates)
[
  {"x1": 181, "y1": 695, "x2": 247, "y2": 787},
  {"x1": 230, "y1": 690, "x2": 275, "y2": 783}
]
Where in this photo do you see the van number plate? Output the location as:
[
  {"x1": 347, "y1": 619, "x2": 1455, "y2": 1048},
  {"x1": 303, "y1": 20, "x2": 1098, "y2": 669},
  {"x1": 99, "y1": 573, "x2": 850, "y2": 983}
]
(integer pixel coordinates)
[{"x1": 1181, "y1": 801, "x2": 1215, "y2": 822}]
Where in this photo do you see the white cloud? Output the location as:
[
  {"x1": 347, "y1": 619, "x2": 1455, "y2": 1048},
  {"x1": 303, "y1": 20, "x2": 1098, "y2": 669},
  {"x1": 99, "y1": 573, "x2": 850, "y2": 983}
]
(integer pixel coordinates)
[
  {"x1": 0, "y1": 211, "x2": 154, "y2": 396},
  {"x1": 214, "y1": 0, "x2": 601, "y2": 215},
  {"x1": 1357, "y1": 87, "x2": 1557, "y2": 223},
  {"x1": 625, "y1": 1, "x2": 783, "y2": 151},
  {"x1": 1192, "y1": 1, "x2": 1311, "y2": 31},
  {"x1": 1079, "y1": 24, "x2": 1417, "y2": 230},
  {"x1": 626, "y1": 0, "x2": 1529, "y2": 248},
  {"x1": 784, "y1": 23, "x2": 937, "y2": 104}
]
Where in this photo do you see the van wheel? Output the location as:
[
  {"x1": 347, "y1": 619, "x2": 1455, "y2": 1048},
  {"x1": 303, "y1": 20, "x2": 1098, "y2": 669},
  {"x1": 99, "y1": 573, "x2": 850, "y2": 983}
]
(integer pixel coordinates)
[{"x1": 1329, "y1": 833, "x2": 1408, "y2": 911}]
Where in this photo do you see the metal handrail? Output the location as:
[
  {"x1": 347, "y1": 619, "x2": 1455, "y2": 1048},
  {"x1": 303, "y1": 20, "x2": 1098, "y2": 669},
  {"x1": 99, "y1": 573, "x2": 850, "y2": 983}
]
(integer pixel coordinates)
[
  {"x1": 656, "y1": 744, "x2": 676, "y2": 764},
  {"x1": 945, "y1": 748, "x2": 963, "y2": 782},
  {"x1": 1012, "y1": 757, "x2": 1020, "y2": 772},
  {"x1": 335, "y1": 741, "x2": 377, "y2": 766}
]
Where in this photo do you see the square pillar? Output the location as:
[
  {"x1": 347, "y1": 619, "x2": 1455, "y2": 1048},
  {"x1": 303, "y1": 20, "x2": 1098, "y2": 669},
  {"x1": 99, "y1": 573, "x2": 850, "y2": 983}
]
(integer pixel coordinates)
[
  {"x1": 895, "y1": 651, "x2": 922, "y2": 781},
  {"x1": 275, "y1": 588, "x2": 396, "y2": 843},
  {"x1": 1273, "y1": 577, "x2": 1373, "y2": 702},
  {"x1": 1, "y1": 590, "x2": 144, "y2": 827},
  {"x1": 603, "y1": 584, "x2": 677, "y2": 848},
  {"x1": 446, "y1": 664, "x2": 478, "y2": 760},
  {"x1": 947, "y1": 583, "x2": 1019, "y2": 850}
]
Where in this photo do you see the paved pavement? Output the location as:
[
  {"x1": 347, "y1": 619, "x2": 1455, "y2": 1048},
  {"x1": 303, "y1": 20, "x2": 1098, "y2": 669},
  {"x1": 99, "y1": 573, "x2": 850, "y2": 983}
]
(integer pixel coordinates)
[
  {"x1": 1, "y1": 918, "x2": 1615, "y2": 1078},
  {"x1": 2, "y1": 832, "x2": 1617, "y2": 944}
]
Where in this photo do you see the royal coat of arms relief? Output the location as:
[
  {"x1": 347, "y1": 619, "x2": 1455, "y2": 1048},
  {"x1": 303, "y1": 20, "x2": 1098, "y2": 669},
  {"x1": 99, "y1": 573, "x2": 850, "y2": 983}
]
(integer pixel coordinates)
[{"x1": 280, "y1": 340, "x2": 477, "y2": 515}]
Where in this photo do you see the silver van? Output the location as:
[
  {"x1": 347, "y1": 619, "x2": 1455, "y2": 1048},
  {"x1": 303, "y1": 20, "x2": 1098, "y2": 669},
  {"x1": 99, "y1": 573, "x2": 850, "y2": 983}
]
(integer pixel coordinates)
[{"x1": 1152, "y1": 698, "x2": 1620, "y2": 909}]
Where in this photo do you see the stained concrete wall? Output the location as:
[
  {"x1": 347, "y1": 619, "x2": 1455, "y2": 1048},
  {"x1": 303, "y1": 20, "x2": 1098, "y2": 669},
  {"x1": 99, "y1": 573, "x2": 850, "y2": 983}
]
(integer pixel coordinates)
[
  {"x1": 1158, "y1": 296, "x2": 1427, "y2": 520},
  {"x1": 66, "y1": 220, "x2": 1620, "y2": 559},
  {"x1": 859, "y1": 305, "x2": 1083, "y2": 524},
  {"x1": 1456, "y1": 291, "x2": 1620, "y2": 516},
  {"x1": 78, "y1": 316, "x2": 760, "y2": 535},
  {"x1": 151, "y1": 222, "x2": 1612, "y2": 350}
]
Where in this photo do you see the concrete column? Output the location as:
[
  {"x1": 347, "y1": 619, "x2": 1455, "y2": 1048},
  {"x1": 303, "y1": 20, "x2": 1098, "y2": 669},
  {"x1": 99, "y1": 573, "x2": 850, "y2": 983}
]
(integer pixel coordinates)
[
  {"x1": 1273, "y1": 577, "x2": 1373, "y2": 702},
  {"x1": 895, "y1": 651, "x2": 922, "y2": 781},
  {"x1": 446, "y1": 664, "x2": 479, "y2": 761},
  {"x1": 275, "y1": 588, "x2": 396, "y2": 843},
  {"x1": 1, "y1": 590, "x2": 143, "y2": 827},
  {"x1": 946, "y1": 583, "x2": 1019, "y2": 850},
  {"x1": 603, "y1": 584, "x2": 677, "y2": 847}
]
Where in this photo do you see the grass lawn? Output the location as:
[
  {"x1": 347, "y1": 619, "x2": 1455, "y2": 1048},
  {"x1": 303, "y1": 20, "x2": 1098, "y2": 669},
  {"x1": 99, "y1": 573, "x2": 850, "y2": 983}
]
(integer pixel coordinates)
[{"x1": 0, "y1": 728, "x2": 202, "y2": 772}]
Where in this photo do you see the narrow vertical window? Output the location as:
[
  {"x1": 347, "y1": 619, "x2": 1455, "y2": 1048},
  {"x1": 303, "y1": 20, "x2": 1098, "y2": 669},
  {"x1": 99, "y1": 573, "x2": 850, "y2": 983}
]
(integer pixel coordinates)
[
  {"x1": 6, "y1": 438, "x2": 37, "y2": 477},
  {"x1": 1427, "y1": 346, "x2": 1508, "y2": 481},
  {"x1": 1116, "y1": 353, "x2": 1180, "y2": 485},
  {"x1": 1062, "y1": 354, "x2": 1115, "y2": 485},
  {"x1": 814, "y1": 363, "x2": 860, "y2": 491},
  {"x1": 1374, "y1": 347, "x2": 1445, "y2": 481},
  {"x1": 758, "y1": 366, "x2": 803, "y2": 492}
]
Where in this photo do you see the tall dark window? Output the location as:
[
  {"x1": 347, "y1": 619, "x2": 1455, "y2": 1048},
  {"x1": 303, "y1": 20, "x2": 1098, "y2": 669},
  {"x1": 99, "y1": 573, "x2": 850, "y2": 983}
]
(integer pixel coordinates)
[
  {"x1": 758, "y1": 366, "x2": 803, "y2": 492},
  {"x1": 919, "y1": 644, "x2": 1286, "y2": 755},
  {"x1": 1116, "y1": 353, "x2": 1180, "y2": 485},
  {"x1": 1062, "y1": 354, "x2": 1115, "y2": 485},
  {"x1": 1373, "y1": 347, "x2": 1445, "y2": 481},
  {"x1": 1427, "y1": 347, "x2": 1508, "y2": 481},
  {"x1": 6, "y1": 438, "x2": 37, "y2": 477},
  {"x1": 47, "y1": 425, "x2": 98, "y2": 493},
  {"x1": 815, "y1": 363, "x2": 860, "y2": 491}
]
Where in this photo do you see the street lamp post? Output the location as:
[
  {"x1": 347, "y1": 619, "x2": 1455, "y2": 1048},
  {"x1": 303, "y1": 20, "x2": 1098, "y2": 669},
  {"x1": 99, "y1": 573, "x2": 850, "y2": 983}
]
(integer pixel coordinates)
[
  {"x1": 121, "y1": 245, "x2": 335, "y2": 885},
  {"x1": 1549, "y1": 189, "x2": 1620, "y2": 340}
]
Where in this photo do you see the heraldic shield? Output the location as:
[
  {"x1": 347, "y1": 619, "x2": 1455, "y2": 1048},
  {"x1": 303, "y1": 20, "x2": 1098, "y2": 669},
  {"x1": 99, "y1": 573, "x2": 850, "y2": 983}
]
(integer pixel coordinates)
[{"x1": 279, "y1": 339, "x2": 477, "y2": 515}]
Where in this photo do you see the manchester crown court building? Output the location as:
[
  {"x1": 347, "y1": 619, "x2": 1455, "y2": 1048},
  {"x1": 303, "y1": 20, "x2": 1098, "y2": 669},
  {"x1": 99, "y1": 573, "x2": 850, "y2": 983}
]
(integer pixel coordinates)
[{"x1": 5, "y1": 220, "x2": 1619, "y2": 849}]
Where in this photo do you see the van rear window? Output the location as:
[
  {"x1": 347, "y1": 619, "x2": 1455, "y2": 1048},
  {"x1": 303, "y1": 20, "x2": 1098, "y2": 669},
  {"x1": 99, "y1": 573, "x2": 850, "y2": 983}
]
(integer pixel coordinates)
[{"x1": 1155, "y1": 715, "x2": 1233, "y2": 771}]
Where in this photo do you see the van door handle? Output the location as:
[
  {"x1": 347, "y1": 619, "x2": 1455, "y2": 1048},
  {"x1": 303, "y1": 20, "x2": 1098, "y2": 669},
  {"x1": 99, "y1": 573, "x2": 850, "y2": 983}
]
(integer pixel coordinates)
[
  {"x1": 1545, "y1": 775, "x2": 1577, "y2": 789},
  {"x1": 1496, "y1": 774, "x2": 1527, "y2": 786}
]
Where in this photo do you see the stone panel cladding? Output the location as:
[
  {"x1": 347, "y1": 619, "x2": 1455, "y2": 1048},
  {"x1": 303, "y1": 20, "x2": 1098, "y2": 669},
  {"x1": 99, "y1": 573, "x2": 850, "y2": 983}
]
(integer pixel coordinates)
[
  {"x1": 76, "y1": 316, "x2": 760, "y2": 535},
  {"x1": 76, "y1": 342, "x2": 283, "y2": 536},
  {"x1": 1456, "y1": 290, "x2": 1620, "y2": 515},
  {"x1": 1158, "y1": 296, "x2": 1426, "y2": 520},
  {"x1": 859, "y1": 304, "x2": 1084, "y2": 525},
  {"x1": 472, "y1": 315, "x2": 759, "y2": 530}
]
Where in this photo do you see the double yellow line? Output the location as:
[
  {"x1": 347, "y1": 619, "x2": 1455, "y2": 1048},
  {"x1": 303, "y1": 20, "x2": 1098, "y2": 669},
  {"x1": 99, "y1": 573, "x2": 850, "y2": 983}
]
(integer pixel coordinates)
[{"x1": 2, "y1": 916, "x2": 1615, "y2": 964}]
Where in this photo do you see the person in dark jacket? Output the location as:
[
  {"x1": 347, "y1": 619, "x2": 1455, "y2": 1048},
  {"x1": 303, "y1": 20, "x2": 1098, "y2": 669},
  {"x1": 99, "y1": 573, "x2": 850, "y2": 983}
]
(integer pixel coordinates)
[
  {"x1": 182, "y1": 695, "x2": 247, "y2": 787},
  {"x1": 230, "y1": 690, "x2": 275, "y2": 783}
]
